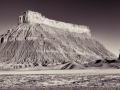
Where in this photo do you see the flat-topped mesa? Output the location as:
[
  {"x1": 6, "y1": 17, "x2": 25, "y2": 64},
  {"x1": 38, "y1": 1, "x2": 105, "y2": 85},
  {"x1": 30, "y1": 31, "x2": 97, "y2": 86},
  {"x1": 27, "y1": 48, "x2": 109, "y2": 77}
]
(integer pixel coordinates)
[{"x1": 18, "y1": 10, "x2": 91, "y2": 35}]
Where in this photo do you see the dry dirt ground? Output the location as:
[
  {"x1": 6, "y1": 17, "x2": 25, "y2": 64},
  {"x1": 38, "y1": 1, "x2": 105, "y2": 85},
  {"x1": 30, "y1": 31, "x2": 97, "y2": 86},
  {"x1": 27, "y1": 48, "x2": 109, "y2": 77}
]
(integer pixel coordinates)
[
  {"x1": 0, "y1": 69, "x2": 120, "y2": 74},
  {"x1": 0, "y1": 69, "x2": 120, "y2": 90}
]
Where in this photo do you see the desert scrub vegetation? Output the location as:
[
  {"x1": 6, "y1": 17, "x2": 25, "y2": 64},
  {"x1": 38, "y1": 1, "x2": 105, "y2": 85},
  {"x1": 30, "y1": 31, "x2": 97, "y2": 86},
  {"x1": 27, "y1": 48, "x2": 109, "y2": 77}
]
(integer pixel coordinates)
[
  {"x1": 0, "y1": 74, "x2": 120, "y2": 90},
  {"x1": 1, "y1": 86, "x2": 120, "y2": 90}
]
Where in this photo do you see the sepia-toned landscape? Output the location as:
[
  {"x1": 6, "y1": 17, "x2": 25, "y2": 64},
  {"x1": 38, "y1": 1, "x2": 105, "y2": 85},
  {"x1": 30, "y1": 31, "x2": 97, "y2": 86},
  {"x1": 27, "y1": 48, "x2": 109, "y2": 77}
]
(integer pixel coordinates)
[
  {"x1": 0, "y1": 10, "x2": 119, "y2": 70},
  {"x1": 0, "y1": 0, "x2": 120, "y2": 90},
  {"x1": 1, "y1": 72, "x2": 120, "y2": 90}
]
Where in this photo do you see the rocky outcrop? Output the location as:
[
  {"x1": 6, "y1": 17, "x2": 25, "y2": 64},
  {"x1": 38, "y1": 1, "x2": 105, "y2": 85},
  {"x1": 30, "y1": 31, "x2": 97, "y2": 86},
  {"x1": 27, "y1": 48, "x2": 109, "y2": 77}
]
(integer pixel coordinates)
[
  {"x1": 18, "y1": 10, "x2": 90, "y2": 35},
  {"x1": 0, "y1": 11, "x2": 117, "y2": 70}
]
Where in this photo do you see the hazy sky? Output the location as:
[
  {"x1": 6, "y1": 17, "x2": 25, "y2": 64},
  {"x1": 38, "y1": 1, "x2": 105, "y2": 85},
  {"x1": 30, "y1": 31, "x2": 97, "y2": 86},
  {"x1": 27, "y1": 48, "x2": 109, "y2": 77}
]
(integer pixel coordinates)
[{"x1": 0, "y1": 0, "x2": 120, "y2": 56}]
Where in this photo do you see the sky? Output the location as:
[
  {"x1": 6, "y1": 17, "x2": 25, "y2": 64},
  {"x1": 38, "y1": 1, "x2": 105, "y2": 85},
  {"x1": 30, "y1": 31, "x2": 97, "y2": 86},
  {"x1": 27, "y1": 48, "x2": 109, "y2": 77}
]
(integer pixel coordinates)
[{"x1": 0, "y1": 0, "x2": 120, "y2": 56}]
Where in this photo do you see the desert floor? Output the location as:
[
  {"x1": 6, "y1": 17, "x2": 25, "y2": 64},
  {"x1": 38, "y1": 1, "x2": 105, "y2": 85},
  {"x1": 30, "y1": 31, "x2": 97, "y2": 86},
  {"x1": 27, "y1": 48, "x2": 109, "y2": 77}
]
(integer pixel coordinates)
[{"x1": 0, "y1": 69, "x2": 120, "y2": 74}]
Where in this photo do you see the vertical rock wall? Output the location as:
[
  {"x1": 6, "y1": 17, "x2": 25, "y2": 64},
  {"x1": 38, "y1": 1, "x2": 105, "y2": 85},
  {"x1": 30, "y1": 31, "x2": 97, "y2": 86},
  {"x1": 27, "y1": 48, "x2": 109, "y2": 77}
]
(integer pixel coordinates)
[{"x1": 18, "y1": 10, "x2": 91, "y2": 35}]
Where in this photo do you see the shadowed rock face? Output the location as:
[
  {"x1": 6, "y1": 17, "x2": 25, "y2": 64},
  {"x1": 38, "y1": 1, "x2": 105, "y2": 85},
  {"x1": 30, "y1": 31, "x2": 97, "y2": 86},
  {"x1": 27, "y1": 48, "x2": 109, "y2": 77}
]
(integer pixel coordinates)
[{"x1": 0, "y1": 11, "x2": 117, "y2": 70}]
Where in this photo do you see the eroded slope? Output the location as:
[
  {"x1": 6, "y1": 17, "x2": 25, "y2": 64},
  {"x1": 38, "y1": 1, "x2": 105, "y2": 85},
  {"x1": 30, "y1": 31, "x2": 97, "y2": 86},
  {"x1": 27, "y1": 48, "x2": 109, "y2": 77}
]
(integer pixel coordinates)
[{"x1": 0, "y1": 23, "x2": 116, "y2": 70}]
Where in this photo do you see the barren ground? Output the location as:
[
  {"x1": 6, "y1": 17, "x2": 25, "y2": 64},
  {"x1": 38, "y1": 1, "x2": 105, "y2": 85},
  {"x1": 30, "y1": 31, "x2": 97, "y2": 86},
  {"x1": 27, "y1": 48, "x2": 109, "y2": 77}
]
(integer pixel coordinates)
[{"x1": 0, "y1": 69, "x2": 120, "y2": 90}]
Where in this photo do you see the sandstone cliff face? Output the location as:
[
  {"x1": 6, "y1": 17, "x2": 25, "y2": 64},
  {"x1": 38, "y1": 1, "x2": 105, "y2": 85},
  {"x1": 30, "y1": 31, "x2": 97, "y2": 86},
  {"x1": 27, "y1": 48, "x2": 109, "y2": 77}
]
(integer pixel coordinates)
[
  {"x1": 0, "y1": 11, "x2": 117, "y2": 70},
  {"x1": 18, "y1": 10, "x2": 90, "y2": 35}
]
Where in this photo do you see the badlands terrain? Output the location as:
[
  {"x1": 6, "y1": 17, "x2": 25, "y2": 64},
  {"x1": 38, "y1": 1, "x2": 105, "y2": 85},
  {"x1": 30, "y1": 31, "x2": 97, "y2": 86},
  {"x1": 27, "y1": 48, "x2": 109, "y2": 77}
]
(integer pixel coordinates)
[
  {"x1": 0, "y1": 10, "x2": 118, "y2": 70},
  {"x1": 0, "y1": 10, "x2": 119, "y2": 90}
]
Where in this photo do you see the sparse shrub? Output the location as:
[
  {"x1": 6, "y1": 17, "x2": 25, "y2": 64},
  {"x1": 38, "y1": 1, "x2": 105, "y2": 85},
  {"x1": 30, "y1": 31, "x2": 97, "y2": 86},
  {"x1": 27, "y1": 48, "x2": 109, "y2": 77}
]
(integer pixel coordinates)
[
  {"x1": 19, "y1": 65, "x2": 22, "y2": 68},
  {"x1": 33, "y1": 62, "x2": 39, "y2": 66},
  {"x1": 41, "y1": 61, "x2": 48, "y2": 66},
  {"x1": 28, "y1": 64, "x2": 31, "y2": 67},
  {"x1": 42, "y1": 63, "x2": 47, "y2": 66}
]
